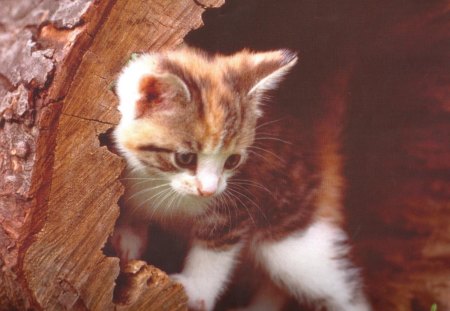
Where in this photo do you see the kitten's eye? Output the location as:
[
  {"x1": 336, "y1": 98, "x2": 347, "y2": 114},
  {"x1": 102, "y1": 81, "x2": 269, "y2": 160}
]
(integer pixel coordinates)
[
  {"x1": 174, "y1": 152, "x2": 197, "y2": 169},
  {"x1": 224, "y1": 154, "x2": 242, "y2": 170}
]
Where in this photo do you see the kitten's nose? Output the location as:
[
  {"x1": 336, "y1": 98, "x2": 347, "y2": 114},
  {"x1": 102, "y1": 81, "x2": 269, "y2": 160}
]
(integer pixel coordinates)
[
  {"x1": 196, "y1": 174, "x2": 219, "y2": 197},
  {"x1": 197, "y1": 188, "x2": 216, "y2": 197}
]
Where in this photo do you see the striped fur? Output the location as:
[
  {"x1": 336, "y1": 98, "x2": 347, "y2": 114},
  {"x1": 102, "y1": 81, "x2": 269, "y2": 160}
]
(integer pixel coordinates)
[{"x1": 113, "y1": 47, "x2": 371, "y2": 311}]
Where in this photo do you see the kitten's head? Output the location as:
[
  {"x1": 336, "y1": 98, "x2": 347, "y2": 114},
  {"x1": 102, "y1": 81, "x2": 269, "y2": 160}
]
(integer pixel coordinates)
[{"x1": 115, "y1": 47, "x2": 297, "y2": 214}]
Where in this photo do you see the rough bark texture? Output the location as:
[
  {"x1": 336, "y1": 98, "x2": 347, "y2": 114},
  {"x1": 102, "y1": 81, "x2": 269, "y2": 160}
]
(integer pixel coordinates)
[
  {"x1": 1, "y1": 1, "x2": 449, "y2": 311},
  {"x1": 0, "y1": 0, "x2": 223, "y2": 310}
]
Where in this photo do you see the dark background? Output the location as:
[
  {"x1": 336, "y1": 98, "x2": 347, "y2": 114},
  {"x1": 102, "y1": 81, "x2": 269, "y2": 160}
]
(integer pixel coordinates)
[{"x1": 184, "y1": 0, "x2": 450, "y2": 310}]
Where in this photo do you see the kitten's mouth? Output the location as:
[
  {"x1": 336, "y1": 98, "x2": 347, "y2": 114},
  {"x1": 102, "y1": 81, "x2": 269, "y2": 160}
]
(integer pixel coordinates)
[
  {"x1": 197, "y1": 190, "x2": 216, "y2": 198},
  {"x1": 187, "y1": 192, "x2": 215, "y2": 200}
]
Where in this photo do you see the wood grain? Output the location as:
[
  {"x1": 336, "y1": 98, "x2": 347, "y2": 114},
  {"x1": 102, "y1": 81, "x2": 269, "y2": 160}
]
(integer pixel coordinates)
[
  {"x1": 3, "y1": 1, "x2": 447, "y2": 310},
  {"x1": 0, "y1": 0, "x2": 224, "y2": 309}
]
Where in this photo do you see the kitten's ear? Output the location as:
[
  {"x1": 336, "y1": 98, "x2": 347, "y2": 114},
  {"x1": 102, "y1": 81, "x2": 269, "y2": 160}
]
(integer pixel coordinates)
[
  {"x1": 134, "y1": 73, "x2": 191, "y2": 118},
  {"x1": 247, "y1": 50, "x2": 298, "y2": 98}
]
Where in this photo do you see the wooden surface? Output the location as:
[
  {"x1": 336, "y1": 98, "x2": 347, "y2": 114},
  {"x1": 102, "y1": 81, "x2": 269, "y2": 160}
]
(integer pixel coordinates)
[
  {"x1": 1, "y1": 1, "x2": 448, "y2": 310},
  {"x1": 1, "y1": 1, "x2": 95, "y2": 308},
  {"x1": 0, "y1": 0, "x2": 224, "y2": 310}
]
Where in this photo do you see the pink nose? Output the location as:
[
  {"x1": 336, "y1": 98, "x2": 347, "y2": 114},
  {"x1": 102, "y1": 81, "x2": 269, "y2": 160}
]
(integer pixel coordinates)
[
  {"x1": 196, "y1": 174, "x2": 219, "y2": 197},
  {"x1": 197, "y1": 187, "x2": 216, "y2": 197}
]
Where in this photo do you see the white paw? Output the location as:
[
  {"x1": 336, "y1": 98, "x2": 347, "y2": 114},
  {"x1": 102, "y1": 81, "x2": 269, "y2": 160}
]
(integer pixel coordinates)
[
  {"x1": 111, "y1": 224, "x2": 148, "y2": 262},
  {"x1": 171, "y1": 273, "x2": 214, "y2": 311}
]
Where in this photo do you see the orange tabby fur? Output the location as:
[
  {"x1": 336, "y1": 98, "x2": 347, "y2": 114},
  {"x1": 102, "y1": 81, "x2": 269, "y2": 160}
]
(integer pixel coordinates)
[{"x1": 113, "y1": 47, "x2": 371, "y2": 311}]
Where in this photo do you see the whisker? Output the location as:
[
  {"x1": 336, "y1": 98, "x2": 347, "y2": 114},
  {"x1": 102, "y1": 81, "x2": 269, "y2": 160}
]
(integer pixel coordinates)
[
  {"x1": 229, "y1": 184, "x2": 257, "y2": 200},
  {"x1": 136, "y1": 187, "x2": 170, "y2": 213},
  {"x1": 227, "y1": 185, "x2": 268, "y2": 223},
  {"x1": 208, "y1": 208, "x2": 220, "y2": 237},
  {"x1": 165, "y1": 190, "x2": 184, "y2": 225},
  {"x1": 222, "y1": 190, "x2": 239, "y2": 220},
  {"x1": 125, "y1": 179, "x2": 170, "y2": 189},
  {"x1": 120, "y1": 177, "x2": 167, "y2": 181},
  {"x1": 173, "y1": 192, "x2": 184, "y2": 215},
  {"x1": 127, "y1": 186, "x2": 171, "y2": 218},
  {"x1": 247, "y1": 145, "x2": 286, "y2": 163},
  {"x1": 255, "y1": 118, "x2": 283, "y2": 131},
  {"x1": 125, "y1": 182, "x2": 171, "y2": 202},
  {"x1": 217, "y1": 192, "x2": 233, "y2": 226},
  {"x1": 149, "y1": 188, "x2": 174, "y2": 220},
  {"x1": 224, "y1": 195, "x2": 233, "y2": 226},
  {"x1": 225, "y1": 188, "x2": 256, "y2": 226},
  {"x1": 254, "y1": 137, "x2": 292, "y2": 145},
  {"x1": 230, "y1": 179, "x2": 274, "y2": 197},
  {"x1": 248, "y1": 150, "x2": 273, "y2": 164},
  {"x1": 167, "y1": 189, "x2": 179, "y2": 213},
  {"x1": 238, "y1": 131, "x2": 281, "y2": 144},
  {"x1": 167, "y1": 190, "x2": 180, "y2": 223},
  {"x1": 239, "y1": 129, "x2": 292, "y2": 150}
]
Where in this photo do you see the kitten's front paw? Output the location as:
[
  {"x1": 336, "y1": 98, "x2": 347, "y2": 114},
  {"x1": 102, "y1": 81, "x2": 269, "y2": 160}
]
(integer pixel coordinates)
[
  {"x1": 171, "y1": 273, "x2": 213, "y2": 311},
  {"x1": 111, "y1": 224, "x2": 147, "y2": 263}
]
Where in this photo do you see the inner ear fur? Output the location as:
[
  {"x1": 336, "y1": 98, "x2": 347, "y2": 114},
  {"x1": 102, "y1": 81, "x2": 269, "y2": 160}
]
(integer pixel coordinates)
[
  {"x1": 135, "y1": 74, "x2": 191, "y2": 118},
  {"x1": 246, "y1": 49, "x2": 298, "y2": 97}
]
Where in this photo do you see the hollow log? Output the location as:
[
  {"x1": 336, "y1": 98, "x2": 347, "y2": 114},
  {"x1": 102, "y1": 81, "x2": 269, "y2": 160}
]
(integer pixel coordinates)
[
  {"x1": 1, "y1": 1, "x2": 449, "y2": 311},
  {"x1": 0, "y1": 0, "x2": 223, "y2": 310}
]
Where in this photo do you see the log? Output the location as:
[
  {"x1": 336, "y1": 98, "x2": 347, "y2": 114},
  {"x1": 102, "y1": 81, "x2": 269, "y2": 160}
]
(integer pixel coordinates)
[
  {"x1": 0, "y1": 0, "x2": 223, "y2": 310},
  {"x1": 1, "y1": 1, "x2": 449, "y2": 311}
]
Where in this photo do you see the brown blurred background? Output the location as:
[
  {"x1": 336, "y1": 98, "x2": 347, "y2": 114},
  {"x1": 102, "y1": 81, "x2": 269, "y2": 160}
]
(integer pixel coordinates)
[{"x1": 184, "y1": 1, "x2": 450, "y2": 310}]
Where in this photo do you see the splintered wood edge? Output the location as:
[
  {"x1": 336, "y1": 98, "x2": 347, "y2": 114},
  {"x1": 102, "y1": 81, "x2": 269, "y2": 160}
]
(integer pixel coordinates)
[
  {"x1": 114, "y1": 261, "x2": 187, "y2": 310},
  {"x1": 21, "y1": 0, "x2": 224, "y2": 310}
]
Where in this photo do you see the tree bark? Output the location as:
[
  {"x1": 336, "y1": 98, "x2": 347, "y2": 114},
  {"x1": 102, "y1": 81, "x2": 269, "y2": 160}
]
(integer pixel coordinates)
[
  {"x1": 0, "y1": 0, "x2": 223, "y2": 310},
  {"x1": 1, "y1": 1, "x2": 449, "y2": 311}
]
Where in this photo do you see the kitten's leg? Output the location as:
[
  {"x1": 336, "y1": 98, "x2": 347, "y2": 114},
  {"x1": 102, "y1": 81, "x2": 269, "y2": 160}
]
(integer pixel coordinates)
[
  {"x1": 171, "y1": 241, "x2": 242, "y2": 311},
  {"x1": 253, "y1": 220, "x2": 371, "y2": 311},
  {"x1": 111, "y1": 221, "x2": 148, "y2": 263}
]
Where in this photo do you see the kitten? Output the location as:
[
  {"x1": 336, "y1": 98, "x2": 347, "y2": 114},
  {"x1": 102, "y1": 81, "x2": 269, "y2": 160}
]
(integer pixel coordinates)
[{"x1": 112, "y1": 47, "x2": 372, "y2": 311}]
